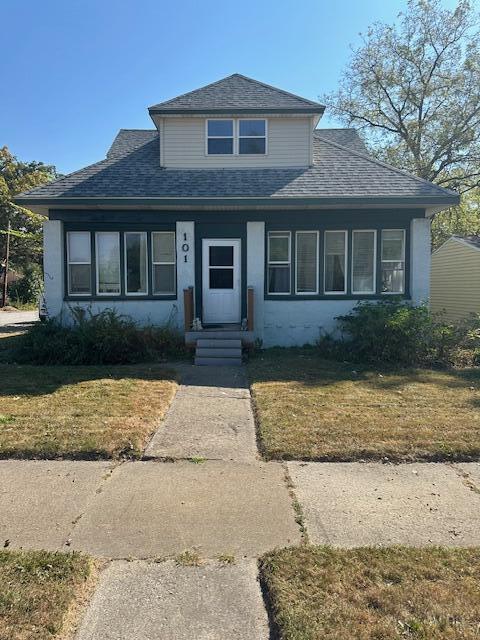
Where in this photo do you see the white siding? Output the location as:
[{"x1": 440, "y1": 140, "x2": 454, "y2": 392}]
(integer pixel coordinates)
[
  {"x1": 431, "y1": 237, "x2": 480, "y2": 322},
  {"x1": 161, "y1": 117, "x2": 311, "y2": 168},
  {"x1": 410, "y1": 217, "x2": 431, "y2": 304}
]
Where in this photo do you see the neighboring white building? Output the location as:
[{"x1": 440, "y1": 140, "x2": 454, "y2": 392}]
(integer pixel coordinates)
[{"x1": 17, "y1": 74, "x2": 458, "y2": 355}]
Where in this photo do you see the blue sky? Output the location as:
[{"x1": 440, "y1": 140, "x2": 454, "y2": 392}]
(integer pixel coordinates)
[{"x1": 1, "y1": 0, "x2": 462, "y2": 175}]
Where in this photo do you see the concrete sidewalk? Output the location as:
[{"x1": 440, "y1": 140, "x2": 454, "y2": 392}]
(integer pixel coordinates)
[
  {"x1": 0, "y1": 309, "x2": 38, "y2": 328},
  {"x1": 144, "y1": 365, "x2": 258, "y2": 462}
]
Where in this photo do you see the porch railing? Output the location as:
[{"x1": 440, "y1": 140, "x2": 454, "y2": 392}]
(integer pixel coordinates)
[
  {"x1": 247, "y1": 286, "x2": 254, "y2": 332},
  {"x1": 183, "y1": 287, "x2": 194, "y2": 332}
]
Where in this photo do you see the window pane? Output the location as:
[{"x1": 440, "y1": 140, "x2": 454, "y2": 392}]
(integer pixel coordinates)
[
  {"x1": 153, "y1": 264, "x2": 175, "y2": 294},
  {"x1": 325, "y1": 232, "x2": 346, "y2": 293},
  {"x1": 209, "y1": 246, "x2": 233, "y2": 266},
  {"x1": 126, "y1": 233, "x2": 147, "y2": 294},
  {"x1": 239, "y1": 120, "x2": 265, "y2": 136},
  {"x1": 296, "y1": 233, "x2": 317, "y2": 293},
  {"x1": 269, "y1": 234, "x2": 289, "y2": 262},
  {"x1": 382, "y1": 262, "x2": 404, "y2": 293},
  {"x1": 68, "y1": 232, "x2": 90, "y2": 263},
  {"x1": 69, "y1": 264, "x2": 91, "y2": 294},
  {"x1": 152, "y1": 232, "x2": 175, "y2": 263},
  {"x1": 96, "y1": 232, "x2": 120, "y2": 294},
  {"x1": 352, "y1": 231, "x2": 375, "y2": 293},
  {"x1": 208, "y1": 120, "x2": 233, "y2": 136},
  {"x1": 382, "y1": 230, "x2": 404, "y2": 261},
  {"x1": 209, "y1": 268, "x2": 234, "y2": 289},
  {"x1": 208, "y1": 138, "x2": 233, "y2": 154},
  {"x1": 268, "y1": 266, "x2": 290, "y2": 293},
  {"x1": 239, "y1": 138, "x2": 266, "y2": 154}
]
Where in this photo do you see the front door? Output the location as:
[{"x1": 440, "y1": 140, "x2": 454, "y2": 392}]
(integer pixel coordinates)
[{"x1": 202, "y1": 239, "x2": 241, "y2": 324}]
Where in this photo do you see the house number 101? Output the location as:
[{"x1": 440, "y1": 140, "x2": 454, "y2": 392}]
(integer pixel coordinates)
[{"x1": 182, "y1": 232, "x2": 189, "y2": 263}]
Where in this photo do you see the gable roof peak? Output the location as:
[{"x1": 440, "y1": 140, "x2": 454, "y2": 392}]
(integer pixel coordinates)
[{"x1": 148, "y1": 73, "x2": 324, "y2": 115}]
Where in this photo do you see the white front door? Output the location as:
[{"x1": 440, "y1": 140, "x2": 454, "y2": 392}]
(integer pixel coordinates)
[{"x1": 202, "y1": 239, "x2": 241, "y2": 324}]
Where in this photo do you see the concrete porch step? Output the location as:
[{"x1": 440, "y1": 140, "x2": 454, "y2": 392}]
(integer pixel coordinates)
[
  {"x1": 186, "y1": 330, "x2": 254, "y2": 347},
  {"x1": 195, "y1": 357, "x2": 243, "y2": 366},
  {"x1": 196, "y1": 339, "x2": 242, "y2": 349},
  {"x1": 196, "y1": 348, "x2": 242, "y2": 358}
]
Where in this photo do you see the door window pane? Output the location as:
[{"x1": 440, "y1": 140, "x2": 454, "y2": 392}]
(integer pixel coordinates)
[
  {"x1": 96, "y1": 232, "x2": 120, "y2": 295},
  {"x1": 296, "y1": 232, "x2": 318, "y2": 293},
  {"x1": 125, "y1": 232, "x2": 147, "y2": 294},
  {"x1": 352, "y1": 231, "x2": 376, "y2": 294},
  {"x1": 209, "y1": 246, "x2": 234, "y2": 266},
  {"x1": 324, "y1": 231, "x2": 346, "y2": 293},
  {"x1": 209, "y1": 268, "x2": 234, "y2": 289}
]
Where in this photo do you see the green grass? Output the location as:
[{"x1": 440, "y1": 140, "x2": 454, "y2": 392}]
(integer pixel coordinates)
[
  {"x1": 260, "y1": 545, "x2": 480, "y2": 640},
  {"x1": 0, "y1": 364, "x2": 177, "y2": 459},
  {"x1": 249, "y1": 348, "x2": 480, "y2": 461},
  {"x1": 0, "y1": 549, "x2": 92, "y2": 640}
]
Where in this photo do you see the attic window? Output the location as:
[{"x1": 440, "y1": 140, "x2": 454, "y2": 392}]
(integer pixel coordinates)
[
  {"x1": 239, "y1": 119, "x2": 266, "y2": 154},
  {"x1": 207, "y1": 120, "x2": 233, "y2": 155}
]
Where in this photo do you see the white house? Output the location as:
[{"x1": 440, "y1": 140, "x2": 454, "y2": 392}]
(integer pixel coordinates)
[{"x1": 17, "y1": 74, "x2": 458, "y2": 363}]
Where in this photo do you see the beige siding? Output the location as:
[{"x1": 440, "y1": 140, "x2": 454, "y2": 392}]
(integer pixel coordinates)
[
  {"x1": 430, "y1": 238, "x2": 480, "y2": 322},
  {"x1": 161, "y1": 117, "x2": 311, "y2": 168}
]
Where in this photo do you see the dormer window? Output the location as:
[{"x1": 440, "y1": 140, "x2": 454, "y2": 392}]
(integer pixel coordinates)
[
  {"x1": 206, "y1": 118, "x2": 267, "y2": 155},
  {"x1": 207, "y1": 119, "x2": 234, "y2": 155},
  {"x1": 239, "y1": 119, "x2": 266, "y2": 154}
]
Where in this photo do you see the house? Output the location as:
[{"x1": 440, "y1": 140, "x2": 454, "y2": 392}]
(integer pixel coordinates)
[
  {"x1": 16, "y1": 73, "x2": 459, "y2": 360},
  {"x1": 431, "y1": 235, "x2": 480, "y2": 323}
]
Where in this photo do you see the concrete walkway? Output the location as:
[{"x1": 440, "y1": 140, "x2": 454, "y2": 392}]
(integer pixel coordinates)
[
  {"x1": 0, "y1": 309, "x2": 38, "y2": 328},
  {"x1": 144, "y1": 365, "x2": 258, "y2": 462}
]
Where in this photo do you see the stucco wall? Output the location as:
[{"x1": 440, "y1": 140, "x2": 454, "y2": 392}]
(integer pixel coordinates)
[{"x1": 410, "y1": 217, "x2": 431, "y2": 304}]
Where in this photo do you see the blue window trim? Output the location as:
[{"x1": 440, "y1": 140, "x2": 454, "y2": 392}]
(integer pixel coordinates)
[
  {"x1": 264, "y1": 224, "x2": 410, "y2": 300},
  {"x1": 63, "y1": 224, "x2": 177, "y2": 301}
]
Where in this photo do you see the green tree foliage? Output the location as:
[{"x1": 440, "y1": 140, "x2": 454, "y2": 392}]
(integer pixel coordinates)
[
  {"x1": 431, "y1": 189, "x2": 480, "y2": 248},
  {"x1": 0, "y1": 146, "x2": 57, "y2": 271},
  {"x1": 323, "y1": 0, "x2": 480, "y2": 194}
]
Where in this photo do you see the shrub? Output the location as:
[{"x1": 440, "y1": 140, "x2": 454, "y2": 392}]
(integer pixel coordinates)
[
  {"x1": 317, "y1": 300, "x2": 480, "y2": 368},
  {"x1": 13, "y1": 307, "x2": 185, "y2": 365},
  {"x1": 8, "y1": 263, "x2": 43, "y2": 304}
]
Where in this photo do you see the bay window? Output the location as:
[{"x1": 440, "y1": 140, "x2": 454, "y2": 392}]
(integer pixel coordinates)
[
  {"x1": 125, "y1": 232, "x2": 147, "y2": 295},
  {"x1": 268, "y1": 231, "x2": 291, "y2": 294},
  {"x1": 238, "y1": 119, "x2": 266, "y2": 155},
  {"x1": 152, "y1": 232, "x2": 176, "y2": 295},
  {"x1": 381, "y1": 230, "x2": 405, "y2": 293},
  {"x1": 296, "y1": 231, "x2": 318, "y2": 294},
  {"x1": 352, "y1": 230, "x2": 376, "y2": 294},
  {"x1": 324, "y1": 231, "x2": 347, "y2": 294},
  {"x1": 67, "y1": 232, "x2": 91, "y2": 295},
  {"x1": 206, "y1": 120, "x2": 234, "y2": 155},
  {"x1": 96, "y1": 232, "x2": 120, "y2": 295}
]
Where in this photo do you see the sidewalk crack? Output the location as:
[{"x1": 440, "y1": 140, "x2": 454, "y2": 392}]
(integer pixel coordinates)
[
  {"x1": 449, "y1": 463, "x2": 480, "y2": 496},
  {"x1": 282, "y1": 463, "x2": 310, "y2": 544}
]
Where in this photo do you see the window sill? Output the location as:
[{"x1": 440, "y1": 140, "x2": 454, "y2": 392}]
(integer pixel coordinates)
[
  {"x1": 264, "y1": 294, "x2": 411, "y2": 301},
  {"x1": 64, "y1": 295, "x2": 177, "y2": 302}
]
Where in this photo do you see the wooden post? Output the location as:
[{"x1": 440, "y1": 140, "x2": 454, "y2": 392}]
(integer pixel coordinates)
[
  {"x1": 247, "y1": 286, "x2": 254, "y2": 332},
  {"x1": 183, "y1": 287, "x2": 194, "y2": 332},
  {"x1": 1, "y1": 219, "x2": 11, "y2": 308}
]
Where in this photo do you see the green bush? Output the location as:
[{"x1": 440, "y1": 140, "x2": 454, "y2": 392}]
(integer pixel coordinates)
[
  {"x1": 8, "y1": 263, "x2": 43, "y2": 304},
  {"x1": 317, "y1": 300, "x2": 480, "y2": 368},
  {"x1": 13, "y1": 307, "x2": 186, "y2": 365}
]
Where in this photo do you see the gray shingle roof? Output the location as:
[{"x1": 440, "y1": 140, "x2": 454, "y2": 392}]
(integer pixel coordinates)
[
  {"x1": 314, "y1": 128, "x2": 367, "y2": 154},
  {"x1": 16, "y1": 128, "x2": 459, "y2": 205},
  {"x1": 149, "y1": 74, "x2": 324, "y2": 114},
  {"x1": 453, "y1": 235, "x2": 480, "y2": 249}
]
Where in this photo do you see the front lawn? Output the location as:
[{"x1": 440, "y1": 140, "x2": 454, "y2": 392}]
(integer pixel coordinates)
[
  {"x1": 0, "y1": 549, "x2": 92, "y2": 640},
  {"x1": 0, "y1": 364, "x2": 177, "y2": 459},
  {"x1": 249, "y1": 349, "x2": 480, "y2": 461},
  {"x1": 260, "y1": 545, "x2": 480, "y2": 640}
]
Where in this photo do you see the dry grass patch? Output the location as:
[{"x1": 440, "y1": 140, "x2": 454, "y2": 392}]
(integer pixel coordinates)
[
  {"x1": 260, "y1": 545, "x2": 480, "y2": 640},
  {"x1": 249, "y1": 349, "x2": 480, "y2": 461},
  {"x1": 0, "y1": 364, "x2": 177, "y2": 459},
  {"x1": 0, "y1": 549, "x2": 92, "y2": 640}
]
